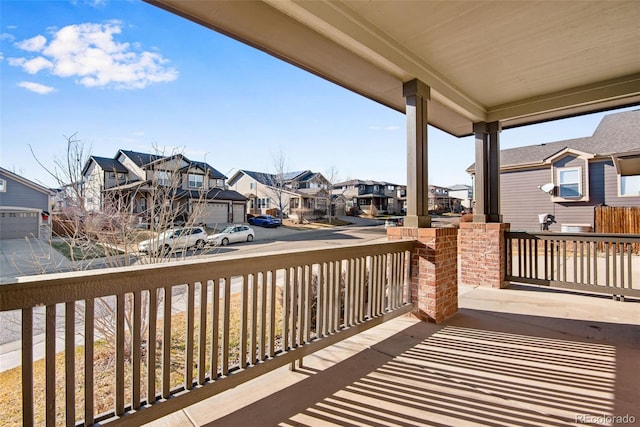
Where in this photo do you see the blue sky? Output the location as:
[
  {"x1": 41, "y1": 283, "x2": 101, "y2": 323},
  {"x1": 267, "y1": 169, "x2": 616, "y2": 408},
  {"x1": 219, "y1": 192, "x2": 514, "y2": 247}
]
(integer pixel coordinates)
[{"x1": 1, "y1": 0, "x2": 636, "y2": 189}]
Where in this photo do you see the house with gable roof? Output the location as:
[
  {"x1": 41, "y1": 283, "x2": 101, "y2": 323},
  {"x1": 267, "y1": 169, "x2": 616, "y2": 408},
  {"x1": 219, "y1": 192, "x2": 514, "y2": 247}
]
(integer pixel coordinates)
[
  {"x1": 227, "y1": 169, "x2": 331, "y2": 218},
  {"x1": 466, "y1": 109, "x2": 640, "y2": 231},
  {"x1": 82, "y1": 150, "x2": 246, "y2": 227},
  {"x1": 0, "y1": 167, "x2": 53, "y2": 239}
]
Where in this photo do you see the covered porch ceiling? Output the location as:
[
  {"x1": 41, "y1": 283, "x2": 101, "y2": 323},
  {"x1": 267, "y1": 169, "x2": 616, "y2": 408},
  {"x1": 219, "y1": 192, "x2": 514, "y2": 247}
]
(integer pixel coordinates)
[{"x1": 145, "y1": 0, "x2": 640, "y2": 137}]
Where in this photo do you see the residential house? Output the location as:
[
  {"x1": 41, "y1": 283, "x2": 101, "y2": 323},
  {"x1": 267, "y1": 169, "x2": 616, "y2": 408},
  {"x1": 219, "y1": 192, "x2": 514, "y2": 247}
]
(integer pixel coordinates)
[
  {"x1": 82, "y1": 150, "x2": 246, "y2": 227},
  {"x1": 228, "y1": 169, "x2": 331, "y2": 219},
  {"x1": 333, "y1": 180, "x2": 402, "y2": 215},
  {"x1": 428, "y1": 184, "x2": 456, "y2": 213},
  {"x1": 0, "y1": 167, "x2": 53, "y2": 239},
  {"x1": 467, "y1": 109, "x2": 640, "y2": 231},
  {"x1": 447, "y1": 184, "x2": 473, "y2": 212}
]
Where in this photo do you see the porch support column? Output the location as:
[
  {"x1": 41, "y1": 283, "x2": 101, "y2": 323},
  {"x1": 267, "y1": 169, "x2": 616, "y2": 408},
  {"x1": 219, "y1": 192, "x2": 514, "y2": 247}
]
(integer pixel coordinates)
[
  {"x1": 403, "y1": 79, "x2": 431, "y2": 228},
  {"x1": 387, "y1": 79, "x2": 457, "y2": 324},
  {"x1": 460, "y1": 121, "x2": 509, "y2": 289},
  {"x1": 473, "y1": 121, "x2": 502, "y2": 223}
]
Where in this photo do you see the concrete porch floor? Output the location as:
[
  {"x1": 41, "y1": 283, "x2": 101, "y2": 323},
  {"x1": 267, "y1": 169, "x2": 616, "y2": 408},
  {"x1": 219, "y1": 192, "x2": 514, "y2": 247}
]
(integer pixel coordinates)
[{"x1": 146, "y1": 285, "x2": 640, "y2": 427}]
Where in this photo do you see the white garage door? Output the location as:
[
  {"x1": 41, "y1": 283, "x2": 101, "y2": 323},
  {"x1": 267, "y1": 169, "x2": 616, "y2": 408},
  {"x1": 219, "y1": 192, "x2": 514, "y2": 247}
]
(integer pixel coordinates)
[
  {"x1": 0, "y1": 211, "x2": 40, "y2": 239},
  {"x1": 232, "y1": 204, "x2": 245, "y2": 223},
  {"x1": 194, "y1": 203, "x2": 227, "y2": 227}
]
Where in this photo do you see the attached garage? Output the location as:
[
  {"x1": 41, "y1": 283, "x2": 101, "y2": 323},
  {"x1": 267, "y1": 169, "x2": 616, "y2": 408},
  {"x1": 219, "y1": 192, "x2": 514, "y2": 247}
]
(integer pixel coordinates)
[
  {"x1": 0, "y1": 209, "x2": 41, "y2": 239},
  {"x1": 193, "y1": 202, "x2": 228, "y2": 227},
  {"x1": 232, "y1": 203, "x2": 246, "y2": 223}
]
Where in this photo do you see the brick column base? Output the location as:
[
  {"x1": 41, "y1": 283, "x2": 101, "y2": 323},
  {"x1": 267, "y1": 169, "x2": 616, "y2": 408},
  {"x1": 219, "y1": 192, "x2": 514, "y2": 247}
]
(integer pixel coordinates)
[
  {"x1": 458, "y1": 222, "x2": 510, "y2": 288},
  {"x1": 387, "y1": 227, "x2": 458, "y2": 323}
]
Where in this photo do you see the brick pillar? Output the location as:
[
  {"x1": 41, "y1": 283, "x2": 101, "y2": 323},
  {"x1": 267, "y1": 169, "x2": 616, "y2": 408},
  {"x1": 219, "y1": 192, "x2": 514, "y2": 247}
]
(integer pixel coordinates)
[
  {"x1": 387, "y1": 227, "x2": 458, "y2": 323},
  {"x1": 458, "y1": 222, "x2": 510, "y2": 288}
]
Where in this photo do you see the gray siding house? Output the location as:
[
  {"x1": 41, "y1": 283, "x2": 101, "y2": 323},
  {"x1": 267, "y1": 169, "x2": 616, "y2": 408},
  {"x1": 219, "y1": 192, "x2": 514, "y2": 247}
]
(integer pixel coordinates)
[
  {"x1": 467, "y1": 110, "x2": 640, "y2": 231},
  {"x1": 0, "y1": 167, "x2": 53, "y2": 239}
]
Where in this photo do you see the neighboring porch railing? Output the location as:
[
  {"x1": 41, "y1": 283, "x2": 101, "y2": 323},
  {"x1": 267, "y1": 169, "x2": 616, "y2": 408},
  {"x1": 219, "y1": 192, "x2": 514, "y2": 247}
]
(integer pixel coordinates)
[
  {"x1": 506, "y1": 231, "x2": 640, "y2": 298},
  {"x1": 0, "y1": 241, "x2": 413, "y2": 426}
]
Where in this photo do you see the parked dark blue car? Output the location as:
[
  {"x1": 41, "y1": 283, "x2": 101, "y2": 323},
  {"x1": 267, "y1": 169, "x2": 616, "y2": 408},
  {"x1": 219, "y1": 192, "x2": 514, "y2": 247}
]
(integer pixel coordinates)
[{"x1": 248, "y1": 215, "x2": 282, "y2": 228}]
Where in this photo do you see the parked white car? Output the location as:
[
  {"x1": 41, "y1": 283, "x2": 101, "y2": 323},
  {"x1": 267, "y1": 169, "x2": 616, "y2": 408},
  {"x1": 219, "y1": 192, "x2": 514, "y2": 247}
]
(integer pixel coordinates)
[
  {"x1": 208, "y1": 225, "x2": 255, "y2": 246},
  {"x1": 138, "y1": 226, "x2": 207, "y2": 255}
]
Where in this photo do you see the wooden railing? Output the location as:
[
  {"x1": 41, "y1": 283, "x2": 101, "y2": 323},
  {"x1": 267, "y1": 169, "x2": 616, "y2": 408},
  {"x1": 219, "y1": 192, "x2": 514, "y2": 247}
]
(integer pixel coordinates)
[
  {"x1": 506, "y1": 231, "x2": 640, "y2": 298},
  {"x1": 0, "y1": 240, "x2": 413, "y2": 426}
]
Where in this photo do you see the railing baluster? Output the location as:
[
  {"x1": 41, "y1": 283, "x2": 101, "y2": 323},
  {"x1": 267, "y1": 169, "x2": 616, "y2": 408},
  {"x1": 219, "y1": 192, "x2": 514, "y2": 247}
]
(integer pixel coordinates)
[
  {"x1": 612, "y1": 243, "x2": 618, "y2": 294},
  {"x1": 268, "y1": 271, "x2": 276, "y2": 357},
  {"x1": 250, "y1": 272, "x2": 259, "y2": 364},
  {"x1": 240, "y1": 274, "x2": 248, "y2": 368},
  {"x1": 210, "y1": 280, "x2": 220, "y2": 378},
  {"x1": 22, "y1": 308, "x2": 33, "y2": 426},
  {"x1": 259, "y1": 272, "x2": 267, "y2": 360},
  {"x1": 115, "y1": 294, "x2": 125, "y2": 416},
  {"x1": 627, "y1": 243, "x2": 632, "y2": 292},
  {"x1": 132, "y1": 291, "x2": 141, "y2": 409},
  {"x1": 185, "y1": 282, "x2": 195, "y2": 389},
  {"x1": 292, "y1": 267, "x2": 299, "y2": 347},
  {"x1": 222, "y1": 277, "x2": 231, "y2": 375},
  {"x1": 316, "y1": 263, "x2": 325, "y2": 337},
  {"x1": 282, "y1": 268, "x2": 290, "y2": 350},
  {"x1": 162, "y1": 286, "x2": 172, "y2": 398},
  {"x1": 84, "y1": 299, "x2": 94, "y2": 425},
  {"x1": 198, "y1": 281, "x2": 208, "y2": 385},
  {"x1": 593, "y1": 241, "x2": 598, "y2": 285},
  {"x1": 586, "y1": 241, "x2": 591, "y2": 285},
  {"x1": 344, "y1": 259, "x2": 352, "y2": 326},
  {"x1": 303, "y1": 265, "x2": 312, "y2": 343},
  {"x1": 147, "y1": 290, "x2": 157, "y2": 404},
  {"x1": 45, "y1": 304, "x2": 56, "y2": 426},
  {"x1": 333, "y1": 260, "x2": 340, "y2": 330},
  {"x1": 65, "y1": 301, "x2": 75, "y2": 426}
]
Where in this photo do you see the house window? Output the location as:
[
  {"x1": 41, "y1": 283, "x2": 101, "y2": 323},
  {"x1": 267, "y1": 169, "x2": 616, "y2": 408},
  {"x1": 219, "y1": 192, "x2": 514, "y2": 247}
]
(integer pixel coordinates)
[
  {"x1": 557, "y1": 167, "x2": 581, "y2": 198},
  {"x1": 620, "y1": 175, "x2": 640, "y2": 196},
  {"x1": 249, "y1": 182, "x2": 255, "y2": 190},
  {"x1": 188, "y1": 174, "x2": 204, "y2": 188},
  {"x1": 0, "y1": 179, "x2": 5, "y2": 192},
  {"x1": 257, "y1": 198, "x2": 270, "y2": 208},
  {"x1": 157, "y1": 171, "x2": 170, "y2": 186},
  {"x1": 216, "y1": 179, "x2": 224, "y2": 188}
]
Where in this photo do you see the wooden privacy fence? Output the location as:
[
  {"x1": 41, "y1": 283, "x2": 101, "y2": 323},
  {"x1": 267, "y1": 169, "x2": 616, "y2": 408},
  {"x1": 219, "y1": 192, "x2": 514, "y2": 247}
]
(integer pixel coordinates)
[
  {"x1": 0, "y1": 240, "x2": 413, "y2": 426},
  {"x1": 595, "y1": 206, "x2": 640, "y2": 253}
]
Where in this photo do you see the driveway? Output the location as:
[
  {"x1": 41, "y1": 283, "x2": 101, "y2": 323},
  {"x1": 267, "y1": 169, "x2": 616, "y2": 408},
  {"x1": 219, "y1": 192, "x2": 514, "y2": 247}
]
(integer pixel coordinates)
[{"x1": 0, "y1": 238, "x2": 73, "y2": 284}]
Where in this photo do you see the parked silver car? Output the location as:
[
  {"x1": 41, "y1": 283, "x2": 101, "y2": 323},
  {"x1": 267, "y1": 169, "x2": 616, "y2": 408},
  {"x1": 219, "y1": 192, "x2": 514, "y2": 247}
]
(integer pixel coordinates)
[
  {"x1": 208, "y1": 225, "x2": 255, "y2": 246},
  {"x1": 138, "y1": 226, "x2": 207, "y2": 255}
]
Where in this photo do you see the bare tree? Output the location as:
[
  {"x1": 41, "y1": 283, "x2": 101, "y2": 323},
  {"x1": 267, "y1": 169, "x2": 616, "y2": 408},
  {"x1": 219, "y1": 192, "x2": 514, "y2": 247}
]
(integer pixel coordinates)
[
  {"x1": 29, "y1": 135, "x2": 220, "y2": 359},
  {"x1": 265, "y1": 148, "x2": 292, "y2": 220},
  {"x1": 324, "y1": 165, "x2": 341, "y2": 224}
]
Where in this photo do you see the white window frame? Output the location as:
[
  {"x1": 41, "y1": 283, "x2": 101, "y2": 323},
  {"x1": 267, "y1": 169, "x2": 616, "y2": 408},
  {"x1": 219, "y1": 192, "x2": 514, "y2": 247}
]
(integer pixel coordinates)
[
  {"x1": 555, "y1": 167, "x2": 583, "y2": 200},
  {"x1": 188, "y1": 174, "x2": 204, "y2": 188},
  {"x1": 0, "y1": 179, "x2": 6, "y2": 192},
  {"x1": 157, "y1": 171, "x2": 170, "y2": 186},
  {"x1": 619, "y1": 174, "x2": 640, "y2": 197}
]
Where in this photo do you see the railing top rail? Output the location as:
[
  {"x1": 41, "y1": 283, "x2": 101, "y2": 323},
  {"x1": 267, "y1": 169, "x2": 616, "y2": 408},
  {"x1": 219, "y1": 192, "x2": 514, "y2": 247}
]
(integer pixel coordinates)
[
  {"x1": 506, "y1": 231, "x2": 640, "y2": 243},
  {"x1": 0, "y1": 240, "x2": 415, "y2": 312}
]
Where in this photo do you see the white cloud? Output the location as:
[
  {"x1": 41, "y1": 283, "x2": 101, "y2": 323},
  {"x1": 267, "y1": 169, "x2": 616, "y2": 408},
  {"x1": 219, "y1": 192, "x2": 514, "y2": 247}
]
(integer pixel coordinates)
[
  {"x1": 18, "y1": 81, "x2": 56, "y2": 94},
  {"x1": 16, "y1": 35, "x2": 47, "y2": 52},
  {"x1": 13, "y1": 56, "x2": 53, "y2": 74},
  {"x1": 0, "y1": 32, "x2": 16, "y2": 42},
  {"x1": 9, "y1": 21, "x2": 178, "y2": 90}
]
